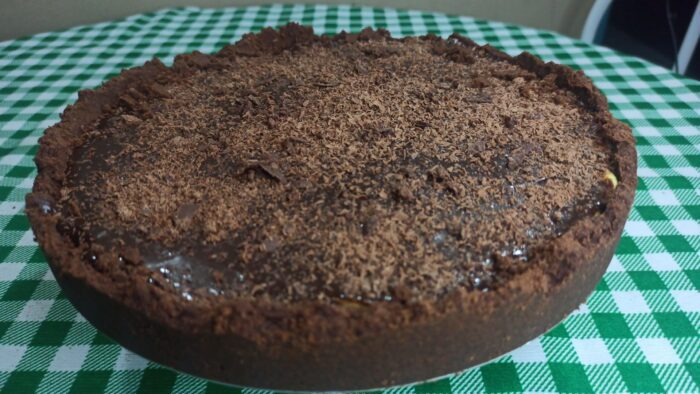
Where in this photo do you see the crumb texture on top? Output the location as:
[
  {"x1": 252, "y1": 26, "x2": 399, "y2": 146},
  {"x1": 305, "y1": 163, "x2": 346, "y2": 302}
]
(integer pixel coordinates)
[{"x1": 59, "y1": 26, "x2": 614, "y2": 303}]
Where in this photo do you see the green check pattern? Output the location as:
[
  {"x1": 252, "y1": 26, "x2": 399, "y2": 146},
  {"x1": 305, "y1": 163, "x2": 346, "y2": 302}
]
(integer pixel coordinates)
[{"x1": 1, "y1": 4, "x2": 699, "y2": 393}]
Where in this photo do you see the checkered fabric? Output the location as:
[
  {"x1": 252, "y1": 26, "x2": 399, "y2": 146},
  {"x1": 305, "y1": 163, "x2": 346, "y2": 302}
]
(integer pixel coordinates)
[{"x1": 0, "y1": 4, "x2": 699, "y2": 393}]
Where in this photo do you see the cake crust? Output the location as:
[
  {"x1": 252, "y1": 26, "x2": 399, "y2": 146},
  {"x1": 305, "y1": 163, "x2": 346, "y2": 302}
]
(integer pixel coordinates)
[{"x1": 26, "y1": 24, "x2": 637, "y2": 390}]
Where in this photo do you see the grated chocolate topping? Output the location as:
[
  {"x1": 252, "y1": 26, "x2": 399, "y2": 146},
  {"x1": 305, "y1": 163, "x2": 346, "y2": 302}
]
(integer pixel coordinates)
[{"x1": 57, "y1": 27, "x2": 615, "y2": 303}]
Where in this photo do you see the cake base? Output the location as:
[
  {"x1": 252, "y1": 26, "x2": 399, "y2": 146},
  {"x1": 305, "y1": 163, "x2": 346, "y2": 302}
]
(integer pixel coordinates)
[{"x1": 48, "y1": 233, "x2": 618, "y2": 391}]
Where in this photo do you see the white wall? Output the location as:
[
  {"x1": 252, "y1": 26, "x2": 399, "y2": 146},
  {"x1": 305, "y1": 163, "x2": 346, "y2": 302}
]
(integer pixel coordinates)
[{"x1": 0, "y1": 0, "x2": 594, "y2": 41}]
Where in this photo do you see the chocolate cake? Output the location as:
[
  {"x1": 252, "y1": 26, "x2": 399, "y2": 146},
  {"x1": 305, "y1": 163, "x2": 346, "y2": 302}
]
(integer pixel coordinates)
[{"x1": 26, "y1": 24, "x2": 637, "y2": 391}]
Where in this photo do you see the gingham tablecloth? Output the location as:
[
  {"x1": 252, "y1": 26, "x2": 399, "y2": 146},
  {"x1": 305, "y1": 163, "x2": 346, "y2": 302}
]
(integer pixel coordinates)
[{"x1": 0, "y1": 4, "x2": 699, "y2": 393}]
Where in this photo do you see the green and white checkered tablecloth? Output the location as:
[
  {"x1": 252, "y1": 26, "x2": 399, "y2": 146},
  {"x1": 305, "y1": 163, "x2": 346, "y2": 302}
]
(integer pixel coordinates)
[{"x1": 0, "y1": 4, "x2": 699, "y2": 393}]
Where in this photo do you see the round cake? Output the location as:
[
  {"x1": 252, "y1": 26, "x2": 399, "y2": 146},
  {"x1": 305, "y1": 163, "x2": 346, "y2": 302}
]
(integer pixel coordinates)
[{"x1": 26, "y1": 24, "x2": 637, "y2": 391}]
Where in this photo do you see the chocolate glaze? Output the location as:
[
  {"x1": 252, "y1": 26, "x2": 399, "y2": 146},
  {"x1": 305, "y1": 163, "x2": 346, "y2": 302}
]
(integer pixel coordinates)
[
  {"x1": 60, "y1": 27, "x2": 613, "y2": 304},
  {"x1": 26, "y1": 24, "x2": 637, "y2": 390}
]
